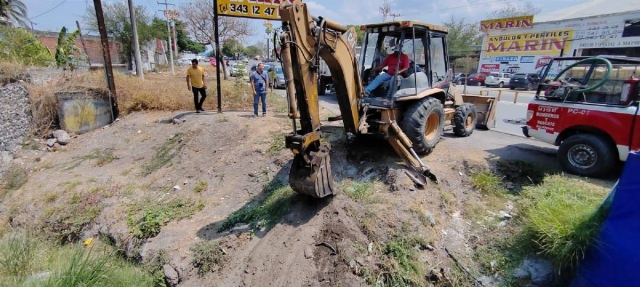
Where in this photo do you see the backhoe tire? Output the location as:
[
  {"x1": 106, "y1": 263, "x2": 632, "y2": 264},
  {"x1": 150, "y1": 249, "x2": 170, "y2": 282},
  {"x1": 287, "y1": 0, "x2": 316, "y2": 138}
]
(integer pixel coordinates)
[
  {"x1": 401, "y1": 97, "x2": 445, "y2": 155},
  {"x1": 453, "y1": 103, "x2": 477, "y2": 137},
  {"x1": 558, "y1": 134, "x2": 617, "y2": 178}
]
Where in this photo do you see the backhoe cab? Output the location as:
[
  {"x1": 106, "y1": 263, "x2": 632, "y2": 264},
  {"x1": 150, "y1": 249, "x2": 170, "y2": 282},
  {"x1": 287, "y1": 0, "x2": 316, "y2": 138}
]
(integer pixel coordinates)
[{"x1": 277, "y1": 0, "x2": 488, "y2": 198}]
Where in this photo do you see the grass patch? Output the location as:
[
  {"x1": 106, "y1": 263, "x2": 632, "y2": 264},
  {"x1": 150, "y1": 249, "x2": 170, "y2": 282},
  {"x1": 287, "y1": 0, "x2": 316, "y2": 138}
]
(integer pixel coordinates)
[
  {"x1": 190, "y1": 240, "x2": 227, "y2": 276},
  {"x1": 217, "y1": 180, "x2": 294, "y2": 232},
  {"x1": 519, "y1": 175, "x2": 609, "y2": 271},
  {"x1": 2, "y1": 164, "x2": 28, "y2": 193},
  {"x1": 0, "y1": 231, "x2": 155, "y2": 286},
  {"x1": 63, "y1": 148, "x2": 116, "y2": 170},
  {"x1": 42, "y1": 190, "x2": 105, "y2": 244},
  {"x1": 341, "y1": 180, "x2": 375, "y2": 201},
  {"x1": 127, "y1": 197, "x2": 204, "y2": 240},
  {"x1": 193, "y1": 180, "x2": 208, "y2": 193},
  {"x1": 267, "y1": 91, "x2": 288, "y2": 113},
  {"x1": 366, "y1": 236, "x2": 427, "y2": 286},
  {"x1": 266, "y1": 132, "x2": 286, "y2": 156},
  {"x1": 471, "y1": 171, "x2": 506, "y2": 195},
  {"x1": 140, "y1": 133, "x2": 189, "y2": 177}
]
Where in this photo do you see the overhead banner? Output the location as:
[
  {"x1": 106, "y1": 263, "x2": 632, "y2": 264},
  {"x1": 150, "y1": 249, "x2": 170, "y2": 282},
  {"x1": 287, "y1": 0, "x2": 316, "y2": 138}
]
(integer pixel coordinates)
[
  {"x1": 484, "y1": 29, "x2": 574, "y2": 56},
  {"x1": 480, "y1": 15, "x2": 534, "y2": 32},
  {"x1": 217, "y1": 0, "x2": 281, "y2": 20}
]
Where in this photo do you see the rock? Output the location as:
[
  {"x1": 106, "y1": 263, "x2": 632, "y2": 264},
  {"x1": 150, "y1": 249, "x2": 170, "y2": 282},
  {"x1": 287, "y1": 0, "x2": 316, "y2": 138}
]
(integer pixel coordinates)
[
  {"x1": 24, "y1": 270, "x2": 53, "y2": 284},
  {"x1": 52, "y1": 130, "x2": 71, "y2": 145},
  {"x1": 500, "y1": 211, "x2": 513, "y2": 219},
  {"x1": 424, "y1": 211, "x2": 436, "y2": 227},
  {"x1": 0, "y1": 151, "x2": 11, "y2": 165},
  {"x1": 304, "y1": 246, "x2": 313, "y2": 259},
  {"x1": 498, "y1": 221, "x2": 507, "y2": 227},
  {"x1": 163, "y1": 264, "x2": 179, "y2": 286},
  {"x1": 248, "y1": 172, "x2": 257, "y2": 177},
  {"x1": 425, "y1": 244, "x2": 435, "y2": 251},
  {"x1": 172, "y1": 185, "x2": 181, "y2": 191},
  {"x1": 506, "y1": 182, "x2": 515, "y2": 189},
  {"x1": 513, "y1": 256, "x2": 553, "y2": 286},
  {"x1": 46, "y1": 138, "x2": 57, "y2": 147}
]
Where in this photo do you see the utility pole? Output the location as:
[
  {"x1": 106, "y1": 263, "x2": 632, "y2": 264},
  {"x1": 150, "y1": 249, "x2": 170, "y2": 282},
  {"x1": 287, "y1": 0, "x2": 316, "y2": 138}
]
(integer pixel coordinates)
[
  {"x1": 93, "y1": 0, "x2": 118, "y2": 120},
  {"x1": 128, "y1": 0, "x2": 144, "y2": 79},
  {"x1": 76, "y1": 20, "x2": 92, "y2": 66},
  {"x1": 172, "y1": 21, "x2": 178, "y2": 58},
  {"x1": 158, "y1": 1, "x2": 175, "y2": 75},
  {"x1": 390, "y1": 13, "x2": 400, "y2": 21}
]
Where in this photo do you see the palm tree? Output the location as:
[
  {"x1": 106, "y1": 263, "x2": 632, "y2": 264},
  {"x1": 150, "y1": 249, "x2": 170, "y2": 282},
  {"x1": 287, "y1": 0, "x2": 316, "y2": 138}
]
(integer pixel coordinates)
[{"x1": 0, "y1": 0, "x2": 28, "y2": 27}]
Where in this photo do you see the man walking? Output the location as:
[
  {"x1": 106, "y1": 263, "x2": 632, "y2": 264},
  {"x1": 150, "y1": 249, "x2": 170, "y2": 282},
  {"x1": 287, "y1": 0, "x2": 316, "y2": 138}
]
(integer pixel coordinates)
[
  {"x1": 186, "y1": 59, "x2": 207, "y2": 113},
  {"x1": 364, "y1": 45, "x2": 410, "y2": 100},
  {"x1": 250, "y1": 63, "x2": 269, "y2": 117}
]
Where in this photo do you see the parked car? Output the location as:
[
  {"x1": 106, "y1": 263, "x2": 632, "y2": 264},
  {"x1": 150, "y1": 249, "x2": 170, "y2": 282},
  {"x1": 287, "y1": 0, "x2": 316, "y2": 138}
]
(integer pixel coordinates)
[
  {"x1": 509, "y1": 73, "x2": 541, "y2": 90},
  {"x1": 454, "y1": 73, "x2": 468, "y2": 85},
  {"x1": 466, "y1": 73, "x2": 487, "y2": 86},
  {"x1": 230, "y1": 63, "x2": 246, "y2": 77},
  {"x1": 484, "y1": 72, "x2": 511, "y2": 88},
  {"x1": 209, "y1": 57, "x2": 217, "y2": 67},
  {"x1": 270, "y1": 66, "x2": 285, "y2": 88}
]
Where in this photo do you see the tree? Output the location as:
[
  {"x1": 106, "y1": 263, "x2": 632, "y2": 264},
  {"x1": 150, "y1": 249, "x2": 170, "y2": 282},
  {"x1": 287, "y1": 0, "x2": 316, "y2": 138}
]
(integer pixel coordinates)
[
  {"x1": 245, "y1": 45, "x2": 261, "y2": 58},
  {"x1": 83, "y1": 1, "x2": 155, "y2": 70},
  {"x1": 222, "y1": 39, "x2": 245, "y2": 58},
  {"x1": 0, "y1": 26, "x2": 54, "y2": 66},
  {"x1": 442, "y1": 16, "x2": 482, "y2": 58},
  {"x1": 55, "y1": 26, "x2": 83, "y2": 73},
  {"x1": 146, "y1": 17, "x2": 205, "y2": 54},
  {"x1": 180, "y1": 0, "x2": 255, "y2": 80},
  {"x1": 487, "y1": 2, "x2": 541, "y2": 18},
  {"x1": 0, "y1": 0, "x2": 28, "y2": 27}
]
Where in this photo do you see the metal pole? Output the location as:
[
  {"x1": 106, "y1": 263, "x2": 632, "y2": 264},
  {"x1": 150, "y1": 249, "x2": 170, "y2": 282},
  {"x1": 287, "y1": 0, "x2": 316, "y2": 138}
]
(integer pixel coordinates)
[
  {"x1": 213, "y1": 0, "x2": 222, "y2": 113},
  {"x1": 93, "y1": 0, "x2": 118, "y2": 120},
  {"x1": 128, "y1": 0, "x2": 144, "y2": 79},
  {"x1": 167, "y1": 19, "x2": 175, "y2": 75},
  {"x1": 172, "y1": 20, "x2": 178, "y2": 57}
]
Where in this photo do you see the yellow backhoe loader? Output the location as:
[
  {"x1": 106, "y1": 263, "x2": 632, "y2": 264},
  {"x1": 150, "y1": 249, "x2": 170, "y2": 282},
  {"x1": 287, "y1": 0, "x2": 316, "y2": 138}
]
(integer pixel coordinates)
[{"x1": 276, "y1": 0, "x2": 497, "y2": 198}]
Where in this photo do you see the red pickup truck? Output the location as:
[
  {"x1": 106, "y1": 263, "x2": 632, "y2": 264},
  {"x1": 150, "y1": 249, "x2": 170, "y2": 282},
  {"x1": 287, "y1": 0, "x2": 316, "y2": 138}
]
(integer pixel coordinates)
[{"x1": 522, "y1": 56, "x2": 640, "y2": 177}]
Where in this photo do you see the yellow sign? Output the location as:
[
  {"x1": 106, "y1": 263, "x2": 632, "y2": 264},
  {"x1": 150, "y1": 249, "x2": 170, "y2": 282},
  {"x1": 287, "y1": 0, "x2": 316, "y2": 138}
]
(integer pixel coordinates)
[
  {"x1": 163, "y1": 9, "x2": 180, "y2": 19},
  {"x1": 217, "y1": 0, "x2": 281, "y2": 20},
  {"x1": 484, "y1": 29, "x2": 574, "y2": 56},
  {"x1": 480, "y1": 15, "x2": 534, "y2": 32}
]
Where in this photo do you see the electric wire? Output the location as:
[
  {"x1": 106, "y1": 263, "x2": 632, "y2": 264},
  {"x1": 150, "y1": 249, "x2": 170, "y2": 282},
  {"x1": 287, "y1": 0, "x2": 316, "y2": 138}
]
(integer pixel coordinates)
[{"x1": 29, "y1": 0, "x2": 67, "y2": 20}]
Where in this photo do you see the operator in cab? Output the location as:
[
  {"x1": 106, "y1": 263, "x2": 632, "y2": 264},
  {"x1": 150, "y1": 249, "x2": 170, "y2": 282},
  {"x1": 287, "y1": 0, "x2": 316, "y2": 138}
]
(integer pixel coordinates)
[{"x1": 364, "y1": 45, "x2": 410, "y2": 100}]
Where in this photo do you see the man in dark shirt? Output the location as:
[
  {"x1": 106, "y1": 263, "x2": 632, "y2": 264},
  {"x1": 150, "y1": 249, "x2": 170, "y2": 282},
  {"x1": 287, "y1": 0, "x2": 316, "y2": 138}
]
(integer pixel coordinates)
[
  {"x1": 250, "y1": 63, "x2": 269, "y2": 117},
  {"x1": 364, "y1": 46, "x2": 410, "y2": 99}
]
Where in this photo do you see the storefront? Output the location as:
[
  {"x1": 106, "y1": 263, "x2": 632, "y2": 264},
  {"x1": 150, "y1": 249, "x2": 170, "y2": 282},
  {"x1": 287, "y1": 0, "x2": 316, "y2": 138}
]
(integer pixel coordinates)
[{"x1": 477, "y1": 0, "x2": 640, "y2": 76}]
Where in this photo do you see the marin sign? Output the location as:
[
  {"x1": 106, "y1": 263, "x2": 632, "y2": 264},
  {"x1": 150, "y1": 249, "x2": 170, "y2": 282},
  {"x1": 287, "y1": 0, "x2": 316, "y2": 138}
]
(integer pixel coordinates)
[
  {"x1": 484, "y1": 29, "x2": 574, "y2": 56},
  {"x1": 217, "y1": 0, "x2": 281, "y2": 20},
  {"x1": 480, "y1": 15, "x2": 534, "y2": 32}
]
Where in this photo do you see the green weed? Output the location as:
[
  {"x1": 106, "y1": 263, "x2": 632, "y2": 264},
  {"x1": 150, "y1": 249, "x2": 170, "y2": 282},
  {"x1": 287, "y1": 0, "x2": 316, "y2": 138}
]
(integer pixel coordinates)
[
  {"x1": 193, "y1": 180, "x2": 208, "y2": 193},
  {"x1": 190, "y1": 240, "x2": 227, "y2": 276},
  {"x1": 341, "y1": 180, "x2": 375, "y2": 201},
  {"x1": 471, "y1": 171, "x2": 506, "y2": 195},
  {"x1": 369, "y1": 236, "x2": 426, "y2": 287},
  {"x1": 0, "y1": 231, "x2": 38, "y2": 280},
  {"x1": 127, "y1": 197, "x2": 204, "y2": 240},
  {"x1": 218, "y1": 180, "x2": 294, "y2": 232},
  {"x1": 63, "y1": 148, "x2": 116, "y2": 170},
  {"x1": 519, "y1": 175, "x2": 608, "y2": 271},
  {"x1": 140, "y1": 133, "x2": 189, "y2": 177},
  {"x1": 266, "y1": 132, "x2": 286, "y2": 156}
]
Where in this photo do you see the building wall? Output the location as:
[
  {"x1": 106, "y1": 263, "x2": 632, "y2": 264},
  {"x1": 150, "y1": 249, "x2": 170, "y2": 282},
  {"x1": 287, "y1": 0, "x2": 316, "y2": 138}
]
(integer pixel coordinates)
[
  {"x1": 37, "y1": 35, "x2": 124, "y2": 65},
  {"x1": 477, "y1": 12, "x2": 640, "y2": 76}
]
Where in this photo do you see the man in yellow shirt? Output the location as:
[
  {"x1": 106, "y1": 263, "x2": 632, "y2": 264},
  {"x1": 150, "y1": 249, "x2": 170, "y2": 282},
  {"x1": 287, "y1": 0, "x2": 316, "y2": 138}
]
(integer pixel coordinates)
[{"x1": 186, "y1": 59, "x2": 207, "y2": 112}]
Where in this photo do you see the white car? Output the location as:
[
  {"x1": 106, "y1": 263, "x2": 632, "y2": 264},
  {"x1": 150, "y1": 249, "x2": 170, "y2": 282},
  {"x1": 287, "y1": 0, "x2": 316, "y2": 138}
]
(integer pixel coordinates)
[{"x1": 485, "y1": 72, "x2": 511, "y2": 88}]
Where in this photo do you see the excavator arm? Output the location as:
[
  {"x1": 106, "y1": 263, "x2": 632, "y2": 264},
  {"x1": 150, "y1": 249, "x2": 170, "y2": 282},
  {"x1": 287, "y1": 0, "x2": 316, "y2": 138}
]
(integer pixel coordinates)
[
  {"x1": 277, "y1": 0, "x2": 437, "y2": 198},
  {"x1": 277, "y1": 0, "x2": 362, "y2": 198}
]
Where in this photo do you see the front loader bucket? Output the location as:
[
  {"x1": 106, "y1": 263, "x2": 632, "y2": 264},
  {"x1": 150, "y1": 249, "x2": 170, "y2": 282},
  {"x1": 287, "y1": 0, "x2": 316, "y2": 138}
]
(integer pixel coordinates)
[
  {"x1": 289, "y1": 146, "x2": 335, "y2": 198},
  {"x1": 461, "y1": 95, "x2": 497, "y2": 130}
]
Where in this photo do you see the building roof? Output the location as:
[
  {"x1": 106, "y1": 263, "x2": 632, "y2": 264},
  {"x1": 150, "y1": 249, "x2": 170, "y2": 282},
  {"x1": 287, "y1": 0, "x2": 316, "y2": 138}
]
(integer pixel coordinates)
[{"x1": 534, "y1": 0, "x2": 640, "y2": 23}]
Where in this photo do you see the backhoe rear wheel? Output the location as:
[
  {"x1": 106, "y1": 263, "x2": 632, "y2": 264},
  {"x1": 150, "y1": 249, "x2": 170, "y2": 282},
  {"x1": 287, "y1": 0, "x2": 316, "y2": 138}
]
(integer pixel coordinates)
[
  {"x1": 453, "y1": 103, "x2": 477, "y2": 137},
  {"x1": 401, "y1": 97, "x2": 445, "y2": 155}
]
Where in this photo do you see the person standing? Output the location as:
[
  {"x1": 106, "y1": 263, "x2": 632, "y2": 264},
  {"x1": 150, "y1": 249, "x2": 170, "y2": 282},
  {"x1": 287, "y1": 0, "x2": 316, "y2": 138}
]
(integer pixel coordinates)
[
  {"x1": 250, "y1": 63, "x2": 269, "y2": 117},
  {"x1": 186, "y1": 59, "x2": 207, "y2": 113}
]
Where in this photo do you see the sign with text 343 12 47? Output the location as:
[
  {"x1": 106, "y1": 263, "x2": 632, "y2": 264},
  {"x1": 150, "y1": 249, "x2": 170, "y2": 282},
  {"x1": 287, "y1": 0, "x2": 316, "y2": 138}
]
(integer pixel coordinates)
[{"x1": 217, "y1": 0, "x2": 281, "y2": 20}]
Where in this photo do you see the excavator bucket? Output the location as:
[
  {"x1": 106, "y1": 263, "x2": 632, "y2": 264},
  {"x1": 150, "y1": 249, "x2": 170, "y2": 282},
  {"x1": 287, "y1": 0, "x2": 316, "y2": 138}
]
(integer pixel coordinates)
[{"x1": 288, "y1": 146, "x2": 335, "y2": 198}]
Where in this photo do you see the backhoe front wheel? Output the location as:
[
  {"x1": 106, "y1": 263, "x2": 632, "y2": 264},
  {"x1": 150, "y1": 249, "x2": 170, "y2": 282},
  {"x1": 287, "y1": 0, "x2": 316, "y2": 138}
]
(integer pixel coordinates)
[
  {"x1": 453, "y1": 103, "x2": 477, "y2": 137},
  {"x1": 401, "y1": 97, "x2": 445, "y2": 155}
]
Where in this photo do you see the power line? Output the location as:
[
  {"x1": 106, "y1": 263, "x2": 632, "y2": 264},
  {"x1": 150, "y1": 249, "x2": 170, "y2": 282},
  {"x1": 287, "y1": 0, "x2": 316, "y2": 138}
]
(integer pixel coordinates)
[{"x1": 29, "y1": 0, "x2": 68, "y2": 20}]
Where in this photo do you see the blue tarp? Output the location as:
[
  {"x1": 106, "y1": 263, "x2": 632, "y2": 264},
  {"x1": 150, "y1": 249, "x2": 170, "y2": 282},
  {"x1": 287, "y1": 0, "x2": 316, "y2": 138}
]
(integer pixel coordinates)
[{"x1": 571, "y1": 151, "x2": 640, "y2": 287}]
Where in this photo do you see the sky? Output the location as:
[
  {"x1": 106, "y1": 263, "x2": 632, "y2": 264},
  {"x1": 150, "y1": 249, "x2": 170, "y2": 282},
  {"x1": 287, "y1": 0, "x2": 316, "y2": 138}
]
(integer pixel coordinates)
[{"x1": 23, "y1": 0, "x2": 589, "y2": 49}]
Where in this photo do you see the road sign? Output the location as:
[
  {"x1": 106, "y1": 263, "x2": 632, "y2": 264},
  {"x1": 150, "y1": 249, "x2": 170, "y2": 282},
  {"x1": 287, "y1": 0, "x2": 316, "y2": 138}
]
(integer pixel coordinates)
[
  {"x1": 216, "y1": 0, "x2": 280, "y2": 20},
  {"x1": 163, "y1": 9, "x2": 179, "y2": 19}
]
